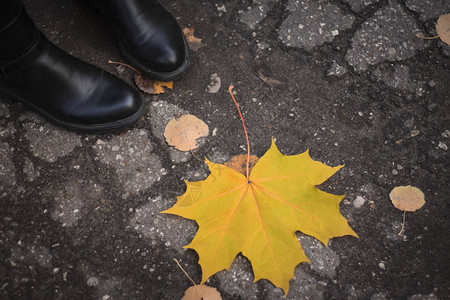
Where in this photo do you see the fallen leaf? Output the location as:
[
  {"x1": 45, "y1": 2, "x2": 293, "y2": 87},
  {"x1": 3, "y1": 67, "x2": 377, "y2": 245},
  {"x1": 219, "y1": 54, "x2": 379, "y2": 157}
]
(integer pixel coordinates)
[
  {"x1": 389, "y1": 185, "x2": 425, "y2": 236},
  {"x1": 163, "y1": 139, "x2": 357, "y2": 295},
  {"x1": 436, "y1": 14, "x2": 450, "y2": 45},
  {"x1": 224, "y1": 154, "x2": 259, "y2": 176},
  {"x1": 389, "y1": 185, "x2": 425, "y2": 212},
  {"x1": 257, "y1": 70, "x2": 284, "y2": 88},
  {"x1": 134, "y1": 72, "x2": 173, "y2": 95},
  {"x1": 181, "y1": 284, "x2": 222, "y2": 300},
  {"x1": 164, "y1": 114, "x2": 209, "y2": 151},
  {"x1": 183, "y1": 27, "x2": 204, "y2": 51}
]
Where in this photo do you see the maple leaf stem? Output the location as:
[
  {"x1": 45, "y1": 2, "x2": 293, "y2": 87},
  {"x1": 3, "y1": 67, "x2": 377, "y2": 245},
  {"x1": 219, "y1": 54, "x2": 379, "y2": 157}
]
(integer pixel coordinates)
[
  {"x1": 173, "y1": 258, "x2": 197, "y2": 286},
  {"x1": 108, "y1": 60, "x2": 141, "y2": 73},
  {"x1": 228, "y1": 85, "x2": 250, "y2": 180},
  {"x1": 398, "y1": 210, "x2": 406, "y2": 236},
  {"x1": 415, "y1": 34, "x2": 440, "y2": 40}
]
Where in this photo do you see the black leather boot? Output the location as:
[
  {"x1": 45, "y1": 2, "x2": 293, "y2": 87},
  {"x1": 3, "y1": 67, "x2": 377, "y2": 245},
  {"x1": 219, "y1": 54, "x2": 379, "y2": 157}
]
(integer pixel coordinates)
[
  {"x1": 0, "y1": 0, "x2": 145, "y2": 133},
  {"x1": 83, "y1": 0, "x2": 190, "y2": 81}
]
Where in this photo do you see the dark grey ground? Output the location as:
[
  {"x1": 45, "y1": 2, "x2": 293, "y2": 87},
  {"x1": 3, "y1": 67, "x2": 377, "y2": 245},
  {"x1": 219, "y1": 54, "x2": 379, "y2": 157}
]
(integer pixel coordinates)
[{"x1": 1, "y1": 0, "x2": 449, "y2": 299}]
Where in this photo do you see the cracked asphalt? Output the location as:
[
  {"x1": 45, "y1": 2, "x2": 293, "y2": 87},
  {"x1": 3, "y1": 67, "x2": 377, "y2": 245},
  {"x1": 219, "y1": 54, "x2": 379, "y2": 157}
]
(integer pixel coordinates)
[{"x1": 1, "y1": 0, "x2": 449, "y2": 299}]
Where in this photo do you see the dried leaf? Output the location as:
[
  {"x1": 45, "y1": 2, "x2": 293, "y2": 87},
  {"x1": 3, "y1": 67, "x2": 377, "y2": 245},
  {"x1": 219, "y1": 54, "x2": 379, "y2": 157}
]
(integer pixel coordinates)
[
  {"x1": 181, "y1": 284, "x2": 222, "y2": 300},
  {"x1": 163, "y1": 139, "x2": 357, "y2": 295},
  {"x1": 183, "y1": 27, "x2": 204, "y2": 51},
  {"x1": 164, "y1": 114, "x2": 209, "y2": 151},
  {"x1": 224, "y1": 154, "x2": 259, "y2": 176},
  {"x1": 436, "y1": 14, "x2": 450, "y2": 45},
  {"x1": 389, "y1": 185, "x2": 425, "y2": 212},
  {"x1": 134, "y1": 72, "x2": 173, "y2": 95},
  {"x1": 257, "y1": 70, "x2": 284, "y2": 88}
]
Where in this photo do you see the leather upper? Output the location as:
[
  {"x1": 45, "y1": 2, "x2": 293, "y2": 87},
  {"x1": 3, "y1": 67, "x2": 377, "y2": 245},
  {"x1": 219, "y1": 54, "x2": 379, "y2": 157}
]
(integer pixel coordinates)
[
  {"x1": 1, "y1": 35, "x2": 144, "y2": 130},
  {"x1": 87, "y1": 0, "x2": 189, "y2": 80}
]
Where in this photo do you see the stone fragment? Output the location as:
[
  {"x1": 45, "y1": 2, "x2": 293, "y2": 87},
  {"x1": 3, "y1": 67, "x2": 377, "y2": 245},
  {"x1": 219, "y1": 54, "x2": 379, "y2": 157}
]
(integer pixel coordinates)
[
  {"x1": 353, "y1": 196, "x2": 366, "y2": 208},
  {"x1": 327, "y1": 62, "x2": 348, "y2": 76},
  {"x1": 279, "y1": 0, "x2": 354, "y2": 51},
  {"x1": 130, "y1": 196, "x2": 195, "y2": 254},
  {"x1": 266, "y1": 265, "x2": 325, "y2": 299},
  {"x1": 21, "y1": 114, "x2": 81, "y2": 163},
  {"x1": 51, "y1": 177, "x2": 102, "y2": 227},
  {"x1": 93, "y1": 129, "x2": 163, "y2": 195},
  {"x1": 299, "y1": 235, "x2": 340, "y2": 278},
  {"x1": 410, "y1": 130, "x2": 420, "y2": 137},
  {"x1": 217, "y1": 255, "x2": 324, "y2": 299},
  {"x1": 206, "y1": 73, "x2": 221, "y2": 93},
  {"x1": 428, "y1": 80, "x2": 436, "y2": 87},
  {"x1": 438, "y1": 141, "x2": 448, "y2": 150},
  {"x1": 87, "y1": 277, "x2": 100, "y2": 287},
  {"x1": 346, "y1": 0, "x2": 427, "y2": 72},
  {"x1": 216, "y1": 256, "x2": 259, "y2": 299}
]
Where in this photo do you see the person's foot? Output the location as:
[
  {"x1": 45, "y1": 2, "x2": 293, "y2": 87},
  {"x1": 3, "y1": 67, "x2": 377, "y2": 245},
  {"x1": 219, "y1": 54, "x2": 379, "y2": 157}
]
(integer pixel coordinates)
[
  {"x1": 0, "y1": 2, "x2": 145, "y2": 133},
  {"x1": 84, "y1": 0, "x2": 190, "y2": 81}
]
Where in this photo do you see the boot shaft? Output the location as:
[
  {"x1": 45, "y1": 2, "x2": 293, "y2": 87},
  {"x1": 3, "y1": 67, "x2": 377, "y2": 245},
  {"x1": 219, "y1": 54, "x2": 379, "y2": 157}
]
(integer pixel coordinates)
[{"x1": 0, "y1": 0, "x2": 39, "y2": 62}]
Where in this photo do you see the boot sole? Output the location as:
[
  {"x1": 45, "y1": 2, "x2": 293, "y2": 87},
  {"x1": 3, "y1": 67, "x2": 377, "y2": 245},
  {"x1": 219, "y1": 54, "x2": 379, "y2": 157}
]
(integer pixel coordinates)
[{"x1": 0, "y1": 91, "x2": 146, "y2": 133}]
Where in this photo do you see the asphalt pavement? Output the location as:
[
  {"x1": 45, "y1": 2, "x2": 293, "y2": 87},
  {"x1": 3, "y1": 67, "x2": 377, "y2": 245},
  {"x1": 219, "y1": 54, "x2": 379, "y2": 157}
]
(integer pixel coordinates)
[{"x1": 1, "y1": 0, "x2": 449, "y2": 299}]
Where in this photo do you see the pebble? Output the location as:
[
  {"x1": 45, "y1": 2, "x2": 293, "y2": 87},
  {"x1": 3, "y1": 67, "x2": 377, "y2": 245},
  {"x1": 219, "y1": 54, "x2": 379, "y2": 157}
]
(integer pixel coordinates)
[
  {"x1": 438, "y1": 142, "x2": 448, "y2": 151},
  {"x1": 442, "y1": 130, "x2": 450, "y2": 138},
  {"x1": 2, "y1": 217, "x2": 12, "y2": 224},
  {"x1": 87, "y1": 276, "x2": 99, "y2": 287},
  {"x1": 392, "y1": 169, "x2": 399, "y2": 175},
  {"x1": 410, "y1": 130, "x2": 420, "y2": 137},
  {"x1": 353, "y1": 196, "x2": 366, "y2": 208}
]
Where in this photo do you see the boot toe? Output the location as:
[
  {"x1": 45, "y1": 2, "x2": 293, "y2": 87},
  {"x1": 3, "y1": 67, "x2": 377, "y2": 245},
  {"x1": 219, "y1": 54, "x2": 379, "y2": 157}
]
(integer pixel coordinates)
[
  {"x1": 86, "y1": 74, "x2": 144, "y2": 125},
  {"x1": 146, "y1": 42, "x2": 186, "y2": 72}
]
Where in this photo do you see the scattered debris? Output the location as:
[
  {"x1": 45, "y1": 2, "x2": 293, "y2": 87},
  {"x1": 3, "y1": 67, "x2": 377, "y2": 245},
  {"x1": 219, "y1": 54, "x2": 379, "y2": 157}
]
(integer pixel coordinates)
[
  {"x1": 353, "y1": 196, "x2": 366, "y2": 208},
  {"x1": 181, "y1": 284, "x2": 222, "y2": 300},
  {"x1": 224, "y1": 154, "x2": 259, "y2": 176},
  {"x1": 436, "y1": 14, "x2": 450, "y2": 45},
  {"x1": 389, "y1": 185, "x2": 425, "y2": 235},
  {"x1": 164, "y1": 114, "x2": 209, "y2": 151},
  {"x1": 257, "y1": 70, "x2": 283, "y2": 88},
  {"x1": 183, "y1": 27, "x2": 204, "y2": 51},
  {"x1": 206, "y1": 73, "x2": 221, "y2": 93},
  {"x1": 134, "y1": 73, "x2": 173, "y2": 95},
  {"x1": 174, "y1": 259, "x2": 222, "y2": 300}
]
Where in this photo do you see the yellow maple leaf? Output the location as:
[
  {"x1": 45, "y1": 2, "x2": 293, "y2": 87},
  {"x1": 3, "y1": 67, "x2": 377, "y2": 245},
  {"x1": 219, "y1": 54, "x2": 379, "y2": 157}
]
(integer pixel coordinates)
[{"x1": 163, "y1": 140, "x2": 358, "y2": 295}]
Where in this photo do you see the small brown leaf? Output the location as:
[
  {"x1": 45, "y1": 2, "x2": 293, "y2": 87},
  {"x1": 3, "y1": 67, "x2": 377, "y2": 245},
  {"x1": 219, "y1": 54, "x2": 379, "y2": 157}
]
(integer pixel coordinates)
[
  {"x1": 164, "y1": 114, "x2": 209, "y2": 151},
  {"x1": 257, "y1": 70, "x2": 283, "y2": 88},
  {"x1": 181, "y1": 284, "x2": 222, "y2": 300},
  {"x1": 134, "y1": 72, "x2": 173, "y2": 95},
  {"x1": 183, "y1": 27, "x2": 204, "y2": 51},
  {"x1": 436, "y1": 14, "x2": 450, "y2": 45},
  {"x1": 389, "y1": 185, "x2": 425, "y2": 212},
  {"x1": 224, "y1": 154, "x2": 259, "y2": 176}
]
